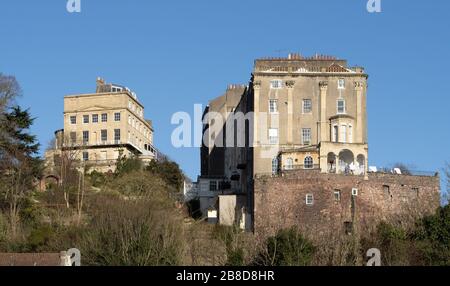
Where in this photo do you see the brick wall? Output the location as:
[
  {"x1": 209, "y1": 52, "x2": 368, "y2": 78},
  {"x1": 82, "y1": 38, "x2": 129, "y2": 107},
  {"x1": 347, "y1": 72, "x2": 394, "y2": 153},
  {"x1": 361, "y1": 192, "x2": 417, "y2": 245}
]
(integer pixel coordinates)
[{"x1": 253, "y1": 170, "x2": 440, "y2": 237}]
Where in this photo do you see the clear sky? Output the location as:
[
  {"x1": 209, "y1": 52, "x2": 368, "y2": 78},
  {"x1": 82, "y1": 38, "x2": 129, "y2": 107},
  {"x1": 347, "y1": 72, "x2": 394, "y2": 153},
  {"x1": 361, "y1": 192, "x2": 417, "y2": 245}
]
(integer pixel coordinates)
[{"x1": 0, "y1": 0, "x2": 449, "y2": 185}]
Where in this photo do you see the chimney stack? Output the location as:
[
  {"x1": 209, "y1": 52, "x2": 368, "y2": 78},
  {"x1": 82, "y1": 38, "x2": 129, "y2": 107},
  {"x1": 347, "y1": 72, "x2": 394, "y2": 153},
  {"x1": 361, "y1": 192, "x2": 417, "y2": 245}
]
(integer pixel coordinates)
[{"x1": 96, "y1": 77, "x2": 105, "y2": 93}]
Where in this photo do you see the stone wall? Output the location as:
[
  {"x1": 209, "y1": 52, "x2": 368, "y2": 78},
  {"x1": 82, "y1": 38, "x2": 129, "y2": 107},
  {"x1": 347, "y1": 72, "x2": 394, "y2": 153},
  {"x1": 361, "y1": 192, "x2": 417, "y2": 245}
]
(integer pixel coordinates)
[{"x1": 253, "y1": 170, "x2": 440, "y2": 237}]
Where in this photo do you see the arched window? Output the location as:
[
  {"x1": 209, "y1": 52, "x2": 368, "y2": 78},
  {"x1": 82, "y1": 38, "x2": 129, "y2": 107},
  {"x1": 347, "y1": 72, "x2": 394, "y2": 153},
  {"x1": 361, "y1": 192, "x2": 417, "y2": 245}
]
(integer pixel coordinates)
[
  {"x1": 304, "y1": 156, "x2": 314, "y2": 169},
  {"x1": 285, "y1": 158, "x2": 294, "y2": 170},
  {"x1": 272, "y1": 158, "x2": 278, "y2": 174}
]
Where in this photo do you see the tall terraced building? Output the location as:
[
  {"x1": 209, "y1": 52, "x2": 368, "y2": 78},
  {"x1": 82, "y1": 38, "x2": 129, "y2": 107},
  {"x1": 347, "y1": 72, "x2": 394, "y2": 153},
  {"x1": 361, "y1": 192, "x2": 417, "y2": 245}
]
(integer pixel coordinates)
[
  {"x1": 250, "y1": 53, "x2": 368, "y2": 177},
  {"x1": 198, "y1": 53, "x2": 439, "y2": 233},
  {"x1": 46, "y1": 78, "x2": 156, "y2": 173}
]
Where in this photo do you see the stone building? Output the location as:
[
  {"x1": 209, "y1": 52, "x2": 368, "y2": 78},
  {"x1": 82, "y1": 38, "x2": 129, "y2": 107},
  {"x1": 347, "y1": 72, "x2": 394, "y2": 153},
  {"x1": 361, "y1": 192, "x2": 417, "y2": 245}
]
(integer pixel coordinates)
[
  {"x1": 200, "y1": 53, "x2": 440, "y2": 234},
  {"x1": 197, "y1": 85, "x2": 247, "y2": 216},
  {"x1": 45, "y1": 78, "x2": 156, "y2": 174}
]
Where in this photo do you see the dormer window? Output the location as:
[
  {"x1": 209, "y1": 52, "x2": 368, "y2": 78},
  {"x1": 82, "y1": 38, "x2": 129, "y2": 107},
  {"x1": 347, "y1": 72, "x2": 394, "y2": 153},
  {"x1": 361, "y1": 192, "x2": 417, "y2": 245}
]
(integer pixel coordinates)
[{"x1": 111, "y1": 86, "x2": 123, "y2": 92}]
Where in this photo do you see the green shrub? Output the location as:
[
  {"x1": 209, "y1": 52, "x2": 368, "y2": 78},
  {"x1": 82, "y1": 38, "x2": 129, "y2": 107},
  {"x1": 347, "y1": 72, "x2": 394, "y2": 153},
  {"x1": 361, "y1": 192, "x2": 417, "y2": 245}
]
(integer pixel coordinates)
[
  {"x1": 413, "y1": 206, "x2": 450, "y2": 265},
  {"x1": 26, "y1": 224, "x2": 55, "y2": 252},
  {"x1": 115, "y1": 155, "x2": 143, "y2": 177},
  {"x1": 256, "y1": 227, "x2": 315, "y2": 266},
  {"x1": 78, "y1": 193, "x2": 185, "y2": 266},
  {"x1": 146, "y1": 159, "x2": 184, "y2": 191},
  {"x1": 226, "y1": 248, "x2": 245, "y2": 266},
  {"x1": 88, "y1": 170, "x2": 108, "y2": 188}
]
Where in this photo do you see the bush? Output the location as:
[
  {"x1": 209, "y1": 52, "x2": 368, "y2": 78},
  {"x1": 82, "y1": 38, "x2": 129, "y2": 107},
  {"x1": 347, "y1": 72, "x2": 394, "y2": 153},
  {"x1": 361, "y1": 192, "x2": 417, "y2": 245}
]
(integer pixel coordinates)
[
  {"x1": 146, "y1": 159, "x2": 184, "y2": 191},
  {"x1": 115, "y1": 155, "x2": 143, "y2": 177},
  {"x1": 255, "y1": 227, "x2": 315, "y2": 266},
  {"x1": 78, "y1": 193, "x2": 185, "y2": 266},
  {"x1": 227, "y1": 248, "x2": 245, "y2": 266},
  {"x1": 88, "y1": 170, "x2": 108, "y2": 188},
  {"x1": 0, "y1": 213, "x2": 8, "y2": 250},
  {"x1": 111, "y1": 171, "x2": 169, "y2": 199},
  {"x1": 26, "y1": 224, "x2": 55, "y2": 252},
  {"x1": 413, "y1": 206, "x2": 450, "y2": 265},
  {"x1": 361, "y1": 222, "x2": 417, "y2": 266}
]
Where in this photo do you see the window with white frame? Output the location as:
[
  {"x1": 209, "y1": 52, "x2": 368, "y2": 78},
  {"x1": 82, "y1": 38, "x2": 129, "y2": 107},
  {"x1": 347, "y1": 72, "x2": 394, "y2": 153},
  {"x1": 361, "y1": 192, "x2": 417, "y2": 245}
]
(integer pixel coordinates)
[
  {"x1": 303, "y1": 99, "x2": 312, "y2": 114},
  {"x1": 338, "y1": 79, "x2": 345, "y2": 89},
  {"x1": 70, "y1": 116, "x2": 77, "y2": 125},
  {"x1": 83, "y1": 115, "x2": 89, "y2": 124},
  {"x1": 304, "y1": 156, "x2": 314, "y2": 169},
  {"x1": 128, "y1": 101, "x2": 132, "y2": 109},
  {"x1": 82, "y1": 131, "x2": 89, "y2": 144},
  {"x1": 334, "y1": 190, "x2": 341, "y2": 202},
  {"x1": 272, "y1": 158, "x2": 278, "y2": 174},
  {"x1": 114, "y1": 129, "x2": 121, "y2": 142},
  {"x1": 114, "y1": 112, "x2": 121, "y2": 122},
  {"x1": 306, "y1": 194, "x2": 314, "y2": 206},
  {"x1": 92, "y1": 114, "x2": 98, "y2": 123},
  {"x1": 269, "y1": 99, "x2": 278, "y2": 113},
  {"x1": 270, "y1": 80, "x2": 282, "y2": 89},
  {"x1": 352, "y1": 188, "x2": 358, "y2": 196},
  {"x1": 337, "y1": 99, "x2": 346, "y2": 114},
  {"x1": 340, "y1": 125, "x2": 347, "y2": 143},
  {"x1": 101, "y1": 129, "x2": 107, "y2": 142},
  {"x1": 285, "y1": 158, "x2": 294, "y2": 170},
  {"x1": 269, "y1": 128, "x2": 278, "y2": 144},
  {"x1": 302, "y1": 128, "x2": 311, "y2": 145},
  {"x1": 128, "y1": 115, "x2": 131, "y2": 124},
  {"x1": 333, "y1": 125, "x2": 338, "y2": 142},
  {"x1": 101, "y1": 113, "x2": 108, "y2": 122}
]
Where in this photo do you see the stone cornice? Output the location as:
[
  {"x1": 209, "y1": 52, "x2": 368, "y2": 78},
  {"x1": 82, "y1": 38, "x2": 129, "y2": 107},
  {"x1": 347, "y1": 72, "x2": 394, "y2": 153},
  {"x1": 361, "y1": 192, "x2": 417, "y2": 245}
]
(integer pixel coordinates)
[{"x1": 253, "y1": 72, "x2": 369, "y2": 79}]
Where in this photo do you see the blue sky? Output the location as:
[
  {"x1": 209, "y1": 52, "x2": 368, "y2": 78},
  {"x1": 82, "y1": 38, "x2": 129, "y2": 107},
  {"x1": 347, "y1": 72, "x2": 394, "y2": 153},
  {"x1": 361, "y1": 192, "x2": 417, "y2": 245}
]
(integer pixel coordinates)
[{"x1": 0, "y1": 0, "x2": 449, "y2": 186}]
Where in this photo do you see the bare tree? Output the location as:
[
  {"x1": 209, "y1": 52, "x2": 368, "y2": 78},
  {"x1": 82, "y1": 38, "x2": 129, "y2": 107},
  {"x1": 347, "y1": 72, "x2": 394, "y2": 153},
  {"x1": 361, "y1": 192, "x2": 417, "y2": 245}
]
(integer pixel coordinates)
[
  {"x1": 76, "y1": 163, "x2": 86, "y2": 225},
  {"x1": 51, "y1": 133, "x2": 86, "y2": 209},
  {"x1": 0, "y1": 73, "x2": 20, "y2": 113},
  {"x1": 0, "y1": 148, "x2": 35, "y2": 237},
  {"x1": 444, "y1": 162, "x2": 450, "y2": 205}
]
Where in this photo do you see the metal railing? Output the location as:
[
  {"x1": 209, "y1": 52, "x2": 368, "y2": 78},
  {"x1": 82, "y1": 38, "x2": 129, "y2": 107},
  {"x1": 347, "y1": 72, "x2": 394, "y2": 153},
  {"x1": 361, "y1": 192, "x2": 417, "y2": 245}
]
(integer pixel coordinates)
[
  {"x1": 282, "y1": 164, "x2": 320, "y2": 171},
  {"x1": 372, "y1": 168, "x2": 438, "y2": 177}
]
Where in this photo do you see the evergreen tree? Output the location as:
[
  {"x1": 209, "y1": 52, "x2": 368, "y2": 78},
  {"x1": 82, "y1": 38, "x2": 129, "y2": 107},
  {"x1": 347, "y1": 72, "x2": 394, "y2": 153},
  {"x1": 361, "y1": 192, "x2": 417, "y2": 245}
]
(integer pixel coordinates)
[
  {"x1": 0, "y1": 74, "x2": 41, "y2": 236},
  {"x1": 146, "y1": 159, "x2": 184, "y2": 191}
]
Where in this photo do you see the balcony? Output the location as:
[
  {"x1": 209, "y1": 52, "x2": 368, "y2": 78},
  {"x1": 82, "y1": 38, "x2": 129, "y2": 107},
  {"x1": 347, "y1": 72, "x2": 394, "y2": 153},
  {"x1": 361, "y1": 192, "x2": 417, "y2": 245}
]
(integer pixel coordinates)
[{"x1": 283, "y1": 164, "x2": 320, "y2": 171}]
